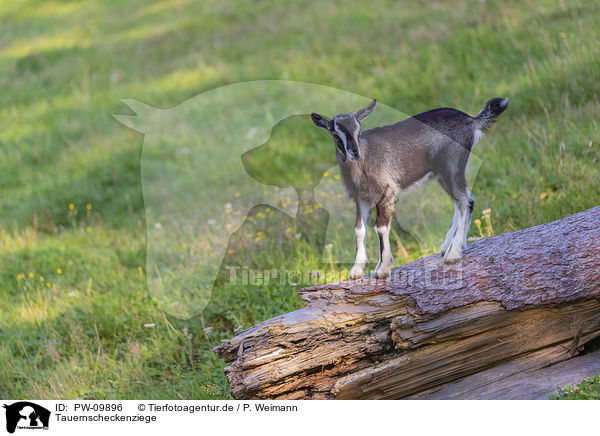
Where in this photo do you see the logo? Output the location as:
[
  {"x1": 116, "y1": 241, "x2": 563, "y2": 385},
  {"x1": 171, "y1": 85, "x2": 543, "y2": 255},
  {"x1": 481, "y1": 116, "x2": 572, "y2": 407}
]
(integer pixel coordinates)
[{"x1": 3, "y1": 402, "x2": 50, "y2": 433}]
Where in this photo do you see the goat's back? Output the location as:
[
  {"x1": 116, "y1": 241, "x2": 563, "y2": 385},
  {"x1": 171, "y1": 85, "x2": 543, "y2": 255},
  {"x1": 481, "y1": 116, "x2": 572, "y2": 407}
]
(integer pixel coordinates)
[
  {"x1": 364, "y1": 108, "x2": 475, "y2": 151},
  {"x1": 359, "y1": 108, "x2": 476, "y2": 191}
]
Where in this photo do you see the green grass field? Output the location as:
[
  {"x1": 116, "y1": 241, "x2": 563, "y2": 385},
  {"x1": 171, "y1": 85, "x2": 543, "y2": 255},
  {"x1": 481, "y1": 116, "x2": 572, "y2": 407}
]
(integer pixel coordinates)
[{"x1": 1, "y1": 0, "x2": 599, "y2": 399}]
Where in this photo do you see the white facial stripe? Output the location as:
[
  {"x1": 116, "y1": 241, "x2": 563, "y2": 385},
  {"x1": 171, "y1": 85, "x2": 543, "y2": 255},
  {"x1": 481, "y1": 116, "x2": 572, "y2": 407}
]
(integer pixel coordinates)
[
  {"x1": 353, "y1": 118, "x2": 360, "y2": 144},
  {"x1": 334, "y1": 123, "x2": 348, "y2": 149}
]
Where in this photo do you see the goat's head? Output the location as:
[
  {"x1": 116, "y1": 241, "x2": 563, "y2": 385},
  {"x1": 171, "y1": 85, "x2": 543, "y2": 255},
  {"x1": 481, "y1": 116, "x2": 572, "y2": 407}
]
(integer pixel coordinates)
[{"x1": 311, "y1": 99, "x2": 377, "y2": 162}]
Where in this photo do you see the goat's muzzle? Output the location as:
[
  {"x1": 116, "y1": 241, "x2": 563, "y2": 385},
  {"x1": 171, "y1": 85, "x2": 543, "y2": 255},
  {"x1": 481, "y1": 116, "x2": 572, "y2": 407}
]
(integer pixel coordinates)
[
  {"x1": 346, "y1": 150, "x2": 361, "y2": 162},
  {"x1": 345, "y1": 139, "x2": 362, "y2": 162}
]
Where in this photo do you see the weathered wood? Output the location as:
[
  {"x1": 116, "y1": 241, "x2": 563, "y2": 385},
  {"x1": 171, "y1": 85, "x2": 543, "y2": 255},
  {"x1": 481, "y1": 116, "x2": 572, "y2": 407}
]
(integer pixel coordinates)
[
  {"x1": 408, "y1": 348, "x2": 600, "y2": 400},
  {"x1": 214, "y1": 206, "x2": 600, "y2": 399}
]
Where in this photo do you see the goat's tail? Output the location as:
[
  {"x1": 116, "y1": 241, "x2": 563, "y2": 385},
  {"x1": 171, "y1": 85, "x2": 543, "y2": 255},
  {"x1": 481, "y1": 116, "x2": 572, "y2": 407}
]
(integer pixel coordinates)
[{"x1": 474, "y1": 97, "x2": 508, "y2": 131}]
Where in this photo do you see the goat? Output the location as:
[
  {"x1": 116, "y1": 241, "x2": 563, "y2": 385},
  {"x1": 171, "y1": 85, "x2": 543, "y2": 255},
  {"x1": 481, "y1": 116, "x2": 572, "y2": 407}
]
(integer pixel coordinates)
[{"x1": 311, "y1": 97, "x2": 508, "y2": 279}]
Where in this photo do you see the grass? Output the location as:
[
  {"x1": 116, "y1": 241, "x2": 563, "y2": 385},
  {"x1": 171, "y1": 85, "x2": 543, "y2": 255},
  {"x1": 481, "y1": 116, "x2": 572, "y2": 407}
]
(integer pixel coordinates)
[
  {"x1": 0, "y1": 0, "x2": 599, "y2": 399},
  {"x1": 552, "y1": 375, "x2": 600, "y2": 400}
]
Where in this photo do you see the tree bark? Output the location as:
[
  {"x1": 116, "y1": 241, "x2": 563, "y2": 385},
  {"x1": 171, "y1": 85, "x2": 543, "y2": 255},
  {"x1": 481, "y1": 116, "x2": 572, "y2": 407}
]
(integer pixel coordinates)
[{"x1": 214, "y1": 206, "x2": 600, "y2": 399}]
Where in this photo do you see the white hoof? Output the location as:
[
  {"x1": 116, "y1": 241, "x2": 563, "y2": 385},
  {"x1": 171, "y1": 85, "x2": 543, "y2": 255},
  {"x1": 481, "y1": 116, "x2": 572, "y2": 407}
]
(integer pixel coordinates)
[
  {"x1": 349, "y1": 266, "x2": 364, "y2": 280},
  {"x1": 440, "y1": 242, "x2": 449, "y2": 257},
  {"x1": 444, "y1": 248, "x2": 462, "y2": 264},
  {"x1": 374, "y1": 265, "x2": 391, "y2": 279}
]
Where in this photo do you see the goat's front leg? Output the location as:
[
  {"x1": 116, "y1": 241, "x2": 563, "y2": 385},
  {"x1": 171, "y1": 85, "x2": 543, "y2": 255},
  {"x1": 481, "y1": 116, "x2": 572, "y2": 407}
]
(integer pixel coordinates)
[
  {"x1": 374, "y1": 199, "x2": 395, "y2": 279},
  {"x1": 349, "y1": 201, "x2": 371, "y2": 280}
]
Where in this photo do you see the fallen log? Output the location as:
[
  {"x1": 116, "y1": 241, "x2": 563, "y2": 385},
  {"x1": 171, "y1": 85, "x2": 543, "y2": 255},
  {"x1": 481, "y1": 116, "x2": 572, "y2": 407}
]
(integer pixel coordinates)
[{"x1": 214, "y1": 206, "x2": 600, "y2": 399}]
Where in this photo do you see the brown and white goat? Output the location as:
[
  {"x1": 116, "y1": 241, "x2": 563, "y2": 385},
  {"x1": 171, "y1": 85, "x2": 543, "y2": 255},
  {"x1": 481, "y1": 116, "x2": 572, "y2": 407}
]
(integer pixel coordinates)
[{"x1": 311, "y1": 97, "x2": 508, "y2": 279}]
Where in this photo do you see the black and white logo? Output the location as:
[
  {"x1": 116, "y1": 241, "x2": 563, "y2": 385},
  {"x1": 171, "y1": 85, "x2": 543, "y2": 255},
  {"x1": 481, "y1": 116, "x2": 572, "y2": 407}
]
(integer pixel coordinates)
[{"x1": 3, "y1": 402, "x2": 50, "y2": 434}]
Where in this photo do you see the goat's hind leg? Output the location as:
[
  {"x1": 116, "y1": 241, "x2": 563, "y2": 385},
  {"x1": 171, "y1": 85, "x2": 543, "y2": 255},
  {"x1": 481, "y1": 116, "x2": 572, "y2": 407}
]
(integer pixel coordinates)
[
  {"x1": 444, "y1": 188, "x2": 476, "y2": 264},
  {"x1": 349, "y1": 201, "x2": 371, "y2": 280},
  {"x1": 444, "y1": 197, "x2": 468, "y2": 264},
  {"x1": 440, "y1": 190, "x2": 473, "y2": 255},
  {"x1": 440, "y1": 207, "x2": 459, "y2": 256},
  {"x1": 463, "y1": 191, "x2": 475, "y2": 248},
  {"x1": 439, "y1": 171, "x2": 472, "y2": 264}
]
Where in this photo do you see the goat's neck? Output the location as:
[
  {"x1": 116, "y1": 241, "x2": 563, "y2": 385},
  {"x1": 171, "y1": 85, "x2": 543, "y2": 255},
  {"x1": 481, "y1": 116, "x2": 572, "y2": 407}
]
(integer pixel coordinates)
[{"x1": 337, "y1": 156, "x2": 366, "y2": 199}]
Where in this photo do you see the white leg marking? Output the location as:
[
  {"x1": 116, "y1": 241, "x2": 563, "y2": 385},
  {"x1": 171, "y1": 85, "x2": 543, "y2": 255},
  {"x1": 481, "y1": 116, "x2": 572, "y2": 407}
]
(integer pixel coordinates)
[
  {"x1": 440, "y1": 204, "x2": 459, "y2": 256},
  {"x1": 349, "y1": 225, "x2": 367, "y2": 279},
  {"x1": 349, "y1": 202, "x2": 371, "y2": 280},
  {"x1": 374, "y1": 224, "x2": 394, "y2": 279},
  {"x1": 444, "y1": 206, "x2": 466, "y2": 264}
]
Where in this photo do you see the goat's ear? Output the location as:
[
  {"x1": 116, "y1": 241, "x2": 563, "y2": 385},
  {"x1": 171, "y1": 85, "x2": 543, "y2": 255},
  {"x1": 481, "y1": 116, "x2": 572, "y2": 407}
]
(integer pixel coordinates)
[
  {"x1": 354, "y1": 99, "x2": 377, "y2": 122},
  {"x1": 311, "y1": 113, "x2": 332, "y2": 131}
]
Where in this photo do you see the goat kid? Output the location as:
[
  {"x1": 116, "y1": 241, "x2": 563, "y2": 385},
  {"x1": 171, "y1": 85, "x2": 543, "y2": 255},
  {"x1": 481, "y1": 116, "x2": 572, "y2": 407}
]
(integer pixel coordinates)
[{"x1": 311, "y1": 97, "x2": 508, "y2": 279}]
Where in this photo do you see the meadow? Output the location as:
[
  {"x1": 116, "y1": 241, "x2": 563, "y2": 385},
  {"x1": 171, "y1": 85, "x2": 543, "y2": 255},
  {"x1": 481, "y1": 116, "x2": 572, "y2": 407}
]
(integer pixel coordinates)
[{"x1": 0, "y1": 0, "x2": 598, "y2": 399}]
